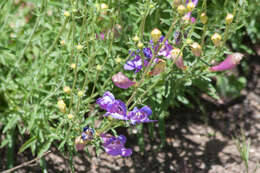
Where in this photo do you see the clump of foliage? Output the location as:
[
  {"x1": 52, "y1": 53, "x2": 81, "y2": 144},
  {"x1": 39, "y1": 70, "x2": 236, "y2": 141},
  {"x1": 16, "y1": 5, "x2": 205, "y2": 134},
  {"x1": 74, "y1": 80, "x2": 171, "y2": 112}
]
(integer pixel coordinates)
[{"x1": 0, "y1": 0, "x2": 258, "y2": 170}]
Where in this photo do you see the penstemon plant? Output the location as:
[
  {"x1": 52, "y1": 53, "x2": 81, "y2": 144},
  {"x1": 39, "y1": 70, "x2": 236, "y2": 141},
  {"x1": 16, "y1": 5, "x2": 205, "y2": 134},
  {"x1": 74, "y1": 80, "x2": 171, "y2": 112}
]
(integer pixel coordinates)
[{"x1": 0, "y1": 0, "x2": 252, "y2": 170}]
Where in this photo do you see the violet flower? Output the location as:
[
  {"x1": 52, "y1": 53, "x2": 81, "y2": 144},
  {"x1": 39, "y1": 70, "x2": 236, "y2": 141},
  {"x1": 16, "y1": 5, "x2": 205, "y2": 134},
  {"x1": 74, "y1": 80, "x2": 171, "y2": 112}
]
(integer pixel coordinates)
[
  {"x1": 127, "y1": 106, "x2": 156, "y2": 125},
  {"x1": 75, "y1": 126, "x2": 95, "y2": 151},
  {"x1": 112, "y1": 72, "x2": 136, "y2": 89},
  {"x1": 124, "y1": 54, "x2": 146, "y2": 73},
  {"x1": 97, "y1": 91, "x2": 128, "y2": 120},
  {"x1": 210, "y1": 53, "x2": 243, "y2": 72},
  {"x1": 101, "y1": 133, "x2": 132, "y2": 157}
]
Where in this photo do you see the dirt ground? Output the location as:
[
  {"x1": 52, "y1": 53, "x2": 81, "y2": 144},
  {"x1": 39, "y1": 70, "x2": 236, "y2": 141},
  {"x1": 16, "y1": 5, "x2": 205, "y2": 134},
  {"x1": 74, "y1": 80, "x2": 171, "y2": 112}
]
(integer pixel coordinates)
[{"x1": 1, "y1": 53, "x2": 260, "y2": 173}]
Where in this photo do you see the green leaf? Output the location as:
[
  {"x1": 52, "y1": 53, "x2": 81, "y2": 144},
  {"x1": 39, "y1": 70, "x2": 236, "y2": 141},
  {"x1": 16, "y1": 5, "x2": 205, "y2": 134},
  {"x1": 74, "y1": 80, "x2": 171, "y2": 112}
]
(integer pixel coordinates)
[
  {"x1": 37, "y1": 139, "x2": 53, "y2": 157},
  {"x1": 19, "y1": 136, "x2": 37, "y2": 153},
  {"x1": 3, "y1": 115, "x2": 20, "y2": 133}
]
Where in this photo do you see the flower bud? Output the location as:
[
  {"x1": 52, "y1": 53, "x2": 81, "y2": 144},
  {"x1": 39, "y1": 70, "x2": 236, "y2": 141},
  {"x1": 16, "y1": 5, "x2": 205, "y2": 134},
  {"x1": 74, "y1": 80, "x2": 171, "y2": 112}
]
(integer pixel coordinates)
[
  {"x1": 78, "y1": 90, "x2": 84, "y2": 97},
  {"x1": 211, "y1": 33, "x2": 222, "y2": 47},
  {"x1": 185, "y1": 38, "x2": 193, "y2": 45},
  {"x1": 191, "y1": 42, "x2": 202, "y2": 57},
  {"x1": 149, "y1": 59, "x2": 166, "y2": 76},
  {"x1": 96, "y1": 65, "x2": 102, "y2": 71},
  {"x1": 67, "y1": 114, "x2": 74, "y2": 119},
  {"x1": 133, "y1": 35, "x2": 139, "y2": 42},
  {"x1": 100, "y1": 3, "x2": 108, "y2": 16},
  {"x1": 225, "y1": 13, "x2": 234, "y2": 25},
  {"x1": 76, "y1": 44, "x2": 83, "y2": 51},
  {"x1": 177, "y1": 5, "x2": 186, "y2": 15},
  {"x1": 187, "y1": 2, "x2": 195, "y2": 12},
  {"x1": 100, "y1": 3, "x2": 108, "y2": 10},
  {"x1": 63, "y1": 11, "x2": 70, "y2": 17},
  {"x1": 112, "y1": 72, "x2": 136, "y2": 89},
  {"x1": 115, "y1": 57, "x2": 122, "y2": 63},
  {"x1": 70, "y1": 63, "x2": 76, "y2": 69},
  {"x1": 210, "y1": 53, "x2": 243, "y2": 71},
  {"x1": 57, "y1": 100, "x2": 66, "y2": 113},
  {"x1": 60, "y1": 40, "x2": 65, "y2": 46},
  {"x1": 171, "y1": 47, "x2": 183, "y2": 59},
  {"x1": 137, "y1": 42, "x2": 144, "y2": 48},
  {"x1": 149, "y1": 4, "x2": 154, "y2": 9},
  {"x1": 171, "y1": 48, "x2": 185, "y2": 69},
  {"x1": 200, "y1": 13, "x2": 208, "y2": 24},
  {"x1": 151, "y1": 28, "x2": 162, "y2": 43},
  {"x1": 75, "y1": 136, "x2": 86, "y2": 151},
  {"x1": 63, "y1": 86, "x2": 71, "y2": 94}
]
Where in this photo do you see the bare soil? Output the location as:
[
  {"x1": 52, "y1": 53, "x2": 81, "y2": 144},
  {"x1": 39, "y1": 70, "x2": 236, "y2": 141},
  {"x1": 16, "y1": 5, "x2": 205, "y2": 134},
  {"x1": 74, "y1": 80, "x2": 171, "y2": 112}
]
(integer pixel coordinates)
[{"x1": 1, "y1": 53, "x2": 260, "y2": 173}]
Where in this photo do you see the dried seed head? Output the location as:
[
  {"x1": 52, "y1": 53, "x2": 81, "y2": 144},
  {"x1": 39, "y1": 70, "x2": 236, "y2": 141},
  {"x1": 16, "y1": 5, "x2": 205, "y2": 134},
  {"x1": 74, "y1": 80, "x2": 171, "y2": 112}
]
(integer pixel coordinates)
[
  {"x1": 100, "y1": 3, "x2": 108, "y2": 10},
  {"x1": 187, "y1": 2, "x2": 195, "y2": 12},
  {"x1": 200, "y1": 13, "x2": 208, "y2": 24},
  {"x1": 211, "y1": 33, "x2": 222, "y2": 47},
  {"x1": 78, "y1": 91, "x2": 84, "y2": 97},
  {"x1": 171, "y1": 48, "x2": 183, "y2": 59},
  {"x1": 63, "y1": 11, "x2": 70, "y2": 17},
  {"x1": 96, "y1": 65, "x2": 102, "y2": 71},
  {"x1": 151, "y1": 28, "x2": 162, "y2": 43},
  {"x1": 191, "y1": 42, "x2": 202, "y2": 57},
  {"x1": 63, "y1": 86, "x2": 71, "y2": 94},
  {"x1": 177, "y1": 5, "x2": 186, "y2": 15},
  {"x1": 137, "y1": 42, "x2": 144, "y2": 48},
  {"x1": 67, "y1": 114, "x2": 74, "y2": 119},
  {"x1": 57, "y1": 100, "x2": 66, "y2": 113},
  {"x1": 225, "y1": 13, "x2": 234, "y2": 25},
  {"x1": 70, "y1": 63, "x2": 76, "y2": 69},
  {"x1": 133, "y1": 35, "x2": 139, "y2": 42},
  {"x1": 76, "y1": 44, "x2": 83, "y2": 51},
  {"x1": 60, "y1": 40, "x2": 65, "y2": 46},
  {"x1": 115, "y1": 57, "x2": 122, "y2": 63}
]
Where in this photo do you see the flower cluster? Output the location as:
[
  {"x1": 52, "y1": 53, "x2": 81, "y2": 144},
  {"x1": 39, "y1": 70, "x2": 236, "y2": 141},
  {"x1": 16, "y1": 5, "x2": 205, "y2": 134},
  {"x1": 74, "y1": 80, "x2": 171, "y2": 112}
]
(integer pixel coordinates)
[
  {"x1": 96, "y1": 91, "x2": 156, "y2": 157},
  {"x1": 124, "y1": 36, "x2": 184, "y2": 75},
  {"x1": 97, "y1": 91, "x2": 156, "y2": 124}
]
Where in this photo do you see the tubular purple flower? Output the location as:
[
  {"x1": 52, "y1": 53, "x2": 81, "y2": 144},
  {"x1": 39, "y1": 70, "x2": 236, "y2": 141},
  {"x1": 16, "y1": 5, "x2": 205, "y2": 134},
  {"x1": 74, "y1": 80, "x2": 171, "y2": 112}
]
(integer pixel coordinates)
[
  {"x1": 124, "y1": 54, "x2": 144, "y2": 73},
  {"x1": 112, "y1": 72, "x2": 136, "y2": 89},
  {"x1": 101, "y1": 134, "x2": 132, "y2": 157},
  {"x1": 210, "y1": 53, "x2": 243, "y2": 72},
  {"x1": 96, "y1": 91, "x2": 115, "y2": 110},
  {"x1": 97, "y1": 91, "x2": 128, "y2": 120},
  {"x1": 75, "y1": 126, "x2": 95, "y2": 151},
  {"x1": 127, "y1": 106, "x2": 157, "y2": 125}
]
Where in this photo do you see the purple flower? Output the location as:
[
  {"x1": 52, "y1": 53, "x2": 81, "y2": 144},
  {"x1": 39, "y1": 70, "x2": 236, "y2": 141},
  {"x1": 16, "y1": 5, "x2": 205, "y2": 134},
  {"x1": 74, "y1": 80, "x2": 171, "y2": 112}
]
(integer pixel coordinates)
[
  {"x1": 210, "y1": 53, "x2": 243, "y2": 72},
  {"x1": 75, "y1": 126, "x2": 95, "y2": 151},
  {"x1": 124, "y1": 54, "x2": 144, "y2": 73},
  {"x1": 81, "y1": 125, "x2": 95, "y2": 141},
  {"x1": 143, "y1": 47, "x2": 153, "y2": 59},
  {"x1": 158, "y1": 40, "x2": 173, "y2": 59},
  {"x1": 101, "y1": 133, "x2": 132, "y2": 157},
  {"x1": 97, "y1": 91, "x2": 128, "y2": 120},
  {"x1": 127, "y1": 106, "x2": 156, "y2": 125},
  {"x1": 96, "y1": 91, "x2": 115, "y2": 110},
  {"x1": 112, "y1": 72, "x2": 136, "y2": 89}
]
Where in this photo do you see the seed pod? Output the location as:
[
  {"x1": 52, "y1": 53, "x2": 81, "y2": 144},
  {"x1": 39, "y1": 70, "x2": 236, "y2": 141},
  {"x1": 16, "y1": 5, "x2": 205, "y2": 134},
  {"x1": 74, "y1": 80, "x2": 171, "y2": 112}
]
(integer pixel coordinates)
[
  {"x1": 225, "y1": 13, "x2": 234, "y2": 25},
  {"x1": 200, "y1": 13, "x2": 208, "y2": 24},
  {"x1": 177, "y1": 5, "x2": 186, "y2": 15},
  {"x1": 191, "y1": 42, "x2": 202, "y2": 57},
  {"x1": 151, "y1": 28, "x2": 162, "y2": 43},
  {"x1": 211, "y1": 33, "x2": 222, "y2": 47}
]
